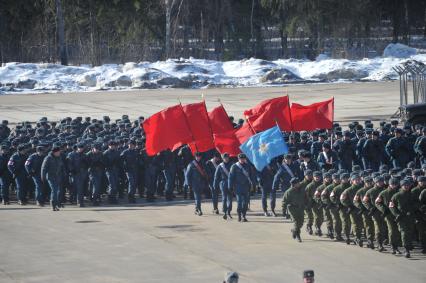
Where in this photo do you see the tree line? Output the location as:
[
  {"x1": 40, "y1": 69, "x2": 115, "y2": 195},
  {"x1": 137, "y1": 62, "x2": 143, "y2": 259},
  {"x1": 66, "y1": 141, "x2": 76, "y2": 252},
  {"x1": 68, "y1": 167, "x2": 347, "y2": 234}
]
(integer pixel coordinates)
[{"x1": 0, "y1": 0, "x2": 425, "y2": 65}]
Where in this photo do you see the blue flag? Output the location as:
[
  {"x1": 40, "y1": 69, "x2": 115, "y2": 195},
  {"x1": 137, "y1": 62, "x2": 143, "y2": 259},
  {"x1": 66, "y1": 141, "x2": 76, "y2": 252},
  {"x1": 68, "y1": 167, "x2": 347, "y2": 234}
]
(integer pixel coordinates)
[{"x1": 239, "y1": 126, "x2": 289, "y2": 171}]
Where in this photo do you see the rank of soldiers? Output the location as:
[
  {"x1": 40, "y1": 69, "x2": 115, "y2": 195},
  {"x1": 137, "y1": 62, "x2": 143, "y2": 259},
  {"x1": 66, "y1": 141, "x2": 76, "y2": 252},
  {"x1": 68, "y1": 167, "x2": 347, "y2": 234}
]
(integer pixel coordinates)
[{"x1": 0, "y1": 117, "x2": 425, "y2": 259}]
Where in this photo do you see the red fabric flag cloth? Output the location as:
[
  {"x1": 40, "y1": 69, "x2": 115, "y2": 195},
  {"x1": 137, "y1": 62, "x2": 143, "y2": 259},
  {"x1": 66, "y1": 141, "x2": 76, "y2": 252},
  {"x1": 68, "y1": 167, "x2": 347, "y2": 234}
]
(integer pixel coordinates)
[
  {"x1": 143, "y1": 104, "x2": 193, "y2": 156},
  {"x1": 208, "y1": 105, "x2": 235, "y2": 134},
  {"x1": 182, "y1": 101, "x2": 215, "y2": 153},
  {"x1": 244, "y1": 96, "x2": 292, "y2": 132},
  {"x1": 290, "y1": 98, "x2": 334, "y2": 131},
  {"x1": 234, "y1": 123, "x2": 256, "y2": 144},
  {"x1": 213, "y1": 130, "x2": 241, "y2": 157}
]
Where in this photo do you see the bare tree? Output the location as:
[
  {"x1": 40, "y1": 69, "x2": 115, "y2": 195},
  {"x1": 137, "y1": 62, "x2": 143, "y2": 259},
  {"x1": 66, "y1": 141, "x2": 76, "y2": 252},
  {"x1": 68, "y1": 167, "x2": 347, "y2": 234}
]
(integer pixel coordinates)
[{"x1": 55, "y1": 0, "x2": 67, "y2": 65}]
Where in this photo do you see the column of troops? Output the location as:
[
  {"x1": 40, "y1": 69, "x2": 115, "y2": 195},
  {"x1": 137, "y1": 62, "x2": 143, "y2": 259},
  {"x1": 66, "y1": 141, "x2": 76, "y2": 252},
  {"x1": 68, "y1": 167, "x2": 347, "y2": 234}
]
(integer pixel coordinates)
[{"x1": 0, "y1": 117, "x2": 425, "y2": 258}]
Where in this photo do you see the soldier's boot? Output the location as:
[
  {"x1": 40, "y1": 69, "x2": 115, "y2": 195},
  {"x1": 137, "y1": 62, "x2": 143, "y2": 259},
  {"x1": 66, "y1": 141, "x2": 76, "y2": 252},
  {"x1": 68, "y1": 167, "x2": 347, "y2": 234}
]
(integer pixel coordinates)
[
  {"x1": 213, "y1": 207, "x2": 219, "y2": 214},
  {"x1": 378, "y1": 241, "x2": 386, "y2": 252},
  {"x1": 194, "y1": 208, "x2": 199, "y2": 215},
  {"x1": 296, "y1": 230, "x2": 302, "y2": 242},
  {"x1": 271, "y1": 210, "x2": 277, "y2": 217},
  {"x1": 291, "y1": 229, "x2": 296, "y2": 239},
  {"x1": 316, "y1": 227, "x2": 323, "y2": 237},
  {"x1": 367, "y1": 240, "x2": 375, "y2": 250},
  {"x1": 242, "y1": 215, "x2": 248, "y2": 222},
  {"x1": 223, "y1": 214, "x2": 227, "y2": 220},
  {"x1": 227, "y1": 213, "x2": 233, "y2": 219},
  {"x1": 404, "y1": 247, "x2": 411, "y2": 258},
  {"x1": 356, "y1": 238, "x2": 363, "y2": 247},
  {"x1": 421, "y1": 247, "x2": 426, "y2": 254},
  {"x1": 345, "y1": 236, "x2": 351, "y2": 245},
  {"x1": 392, "y1": 245, "x2": 402, "y2": 255},
  {"x1": 263, "y1": 209, "x2": 270, "y2": 217},
  {"x1": 328, "y1": 227, "x2": 335, "y2": 239},
  {"x1": 238, "y1": 213, "x2": 242, "y2": 222},
  {"x1": 306, "y1": 225, "x2": 313, "y2": 235},
  {"x1": 198, "y1": 208, "x2": 203, "y2": 216}
]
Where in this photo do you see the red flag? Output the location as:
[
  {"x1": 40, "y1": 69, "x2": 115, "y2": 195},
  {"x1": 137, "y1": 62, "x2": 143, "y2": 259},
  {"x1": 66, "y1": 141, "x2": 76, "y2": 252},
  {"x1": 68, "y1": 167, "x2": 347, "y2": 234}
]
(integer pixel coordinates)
[
  {"x1": 182, "y1": 102, "x2": 215, "y2": 153},
  {"x1": 208, "y1": 105, "x2": 234, "y2": 134},
  {"x1": 213, "y1": 130, "x2": 241, "y2": 157},
  {"x1": 244, "y1": 96, "x2": 292, "y2": 132},
  {"x1": 143, "y1": 104, "x2": 193, "y2": 156},
  {"x1": 234, "y1": 123, "x2": 255, "y2": 144},
  {"x1": 290, "y1": 98, "x2": 334, "y2": 131}
]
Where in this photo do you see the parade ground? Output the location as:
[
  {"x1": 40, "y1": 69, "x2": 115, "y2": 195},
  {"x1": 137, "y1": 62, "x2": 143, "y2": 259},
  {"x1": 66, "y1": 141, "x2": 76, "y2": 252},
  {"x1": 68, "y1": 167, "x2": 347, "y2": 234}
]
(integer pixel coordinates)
[{"x1": 1, "y1": 81, "x2": 425, "y2": 283}]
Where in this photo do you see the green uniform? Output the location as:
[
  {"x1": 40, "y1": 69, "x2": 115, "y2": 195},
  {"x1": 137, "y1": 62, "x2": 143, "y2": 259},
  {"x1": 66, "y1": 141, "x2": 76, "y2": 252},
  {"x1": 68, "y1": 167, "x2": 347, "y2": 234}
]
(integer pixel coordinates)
[
  {"x1": 330, "y1": 182, "x2": 351, "y2": 240},
  {"x1": 354, "y1": 185, "x2": 375, "y2": 246},
  {"x1": 341, "y1": 184, "x2": 363, "y2": 243},
  {"x1": 390, "y1": 190, "x2": 416, "y2": 250},
  {"x1": 321, "y1": 182, "x2": 338, "y2": 237},
  {"x1": 301, "y1": 178, "x2": 314, "y2": 229},
  {"x1": 313, "y1": 182, "x2": 329, "y2": 233},
  {"x1": 305, "y1": 179, "x2": 320, "y2": 230},
  {"x1": 417, "y1": 188, "x2": 426, "y2": 251},
  {"x1": 282, "y1": 184, "x2": 306, "y2": 235},
  {"x1": 363, "y1": 185, "x2": 387, "y2": 248},
  {"x1": 375, "y1": 188, "x2": 401, "y2": 249}
]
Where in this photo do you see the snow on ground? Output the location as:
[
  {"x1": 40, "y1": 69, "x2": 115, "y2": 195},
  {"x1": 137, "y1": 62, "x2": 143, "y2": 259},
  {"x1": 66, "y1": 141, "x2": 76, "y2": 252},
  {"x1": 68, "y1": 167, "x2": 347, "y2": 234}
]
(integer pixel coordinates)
[{"x1": 0, "y1": 43, "x2": 425, "y2": 94}]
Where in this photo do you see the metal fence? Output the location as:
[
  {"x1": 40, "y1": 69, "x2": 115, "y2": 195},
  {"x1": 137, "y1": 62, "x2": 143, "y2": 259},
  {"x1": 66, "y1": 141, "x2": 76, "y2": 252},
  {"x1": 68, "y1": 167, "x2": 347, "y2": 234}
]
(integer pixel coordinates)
[{"x1": 393, "y1": 60, "x2": 426, "y2": 106}]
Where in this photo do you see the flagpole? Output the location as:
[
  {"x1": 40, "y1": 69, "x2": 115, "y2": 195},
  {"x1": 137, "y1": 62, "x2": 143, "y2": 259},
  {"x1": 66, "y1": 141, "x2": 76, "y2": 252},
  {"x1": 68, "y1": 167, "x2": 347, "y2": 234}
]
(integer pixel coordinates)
[
  {"x1": 202, "y1": 94, "x2": 215, "y2": 148},
  {"x1": 178, "y1": 98, "x2": 199, "y2": 152},
  {"x1": 330, "y1": 97, "x2": 335, "y2": 147},
  {"x1": 245, "y1": 115, "x2": 257, "y2": 134},
  {"x1": 286, "y1": 94, "x2": 294, "y2": 133}
]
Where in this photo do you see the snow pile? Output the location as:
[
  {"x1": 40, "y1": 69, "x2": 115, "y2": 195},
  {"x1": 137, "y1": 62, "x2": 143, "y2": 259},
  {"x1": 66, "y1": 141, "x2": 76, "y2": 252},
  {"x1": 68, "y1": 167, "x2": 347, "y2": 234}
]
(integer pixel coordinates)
[
  {"x1": 1, "y1": 44, "x2": 425, "y2": 94},
  {"x1": 383, "y1": 43, "x2": 417, "y2": 58}
]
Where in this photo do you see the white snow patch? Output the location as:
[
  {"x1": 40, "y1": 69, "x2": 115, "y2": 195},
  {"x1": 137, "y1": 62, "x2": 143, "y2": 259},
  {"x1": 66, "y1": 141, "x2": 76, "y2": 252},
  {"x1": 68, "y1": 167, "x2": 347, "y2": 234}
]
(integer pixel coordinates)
[
  {"x1": 383, "y1": 43, "x2": 417, "y2": 58},
  {"x1": 0, "y1": 44, "x2": 425, "y2": 94}
]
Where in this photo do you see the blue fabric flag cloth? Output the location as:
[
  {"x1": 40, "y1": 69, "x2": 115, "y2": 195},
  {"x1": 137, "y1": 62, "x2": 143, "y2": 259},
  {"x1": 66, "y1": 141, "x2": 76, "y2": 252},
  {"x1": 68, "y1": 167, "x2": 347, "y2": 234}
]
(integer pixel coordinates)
[{"x1": 239, "y1": 126, "x2": 289, "y2": 171}]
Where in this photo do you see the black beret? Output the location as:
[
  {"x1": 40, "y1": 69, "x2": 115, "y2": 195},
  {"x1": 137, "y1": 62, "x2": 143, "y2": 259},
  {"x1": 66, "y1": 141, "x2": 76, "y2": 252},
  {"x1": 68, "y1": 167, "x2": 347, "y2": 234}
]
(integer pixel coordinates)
[{"x1": 237, "y1": 153, "x2": 246, "y2": 159}]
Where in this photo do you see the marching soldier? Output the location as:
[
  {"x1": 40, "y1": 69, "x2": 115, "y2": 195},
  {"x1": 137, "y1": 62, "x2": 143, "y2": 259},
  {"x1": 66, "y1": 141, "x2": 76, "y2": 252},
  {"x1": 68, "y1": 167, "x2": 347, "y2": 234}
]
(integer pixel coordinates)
[
  {"x1": 376, "y1": 177, "x2": 402, "y2": 255},
  {"x1": 186, "y1": 152, "x2": 209, "y2": 216},
  {"x1": 390, "y1": 178, "x2": 416, "y2": 258},
  {"x1": 213, "y1": 153, "x2": 233, "y2": 219},
  {"x1": 282, "y1": 177, "x2": 306, "y2": 242},
  {"x1": 229, "y1": 153, "x2": 255, "y2": 222}
]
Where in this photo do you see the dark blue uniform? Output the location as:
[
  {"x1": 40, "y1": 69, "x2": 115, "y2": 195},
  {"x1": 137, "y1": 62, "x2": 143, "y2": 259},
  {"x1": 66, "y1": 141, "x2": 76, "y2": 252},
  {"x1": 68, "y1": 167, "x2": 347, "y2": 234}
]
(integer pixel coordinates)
[
  {"x1": 213, "y1": 161, "x2": 233, "y2": 215},
  {"x1": 41, "y1": 152, "x2": 65, "y2": 208},
  {"x1": 228, "y1": 162, "x2": 255, "y2": 219},
  {"x1": 206, "y1": 158, "x2": 220, "y2": 211},
  {"x1": 258, "y1": 165, "x2": 276, "y2": 213},
  {"x1": 185, "y1": 160, "x2": 208, "y2": 212},
  {"x1": 386, "y1": 136, "x2": 411, "y2": 168},
  {"x1": 7, "y1": 152, "x2": 27, "y2": 203},
  {"x1": 86, "y1": 150, "x2": 105, "y2": 205},
  {"x1": 103, "y1": 148, "x2": 121, "y2": 202},
  {"x1": 0, "y1": 150, "x2": 12, "y2": 203},
  {"x1": 25, "y1": 152, "x2": 46, "y2": 203},
  {"x1": 120, "y1": 147, "x2": 140, "y2": 201},
  {"x1": 67, "y1": 150, "x2": 88, "y2": 206}
]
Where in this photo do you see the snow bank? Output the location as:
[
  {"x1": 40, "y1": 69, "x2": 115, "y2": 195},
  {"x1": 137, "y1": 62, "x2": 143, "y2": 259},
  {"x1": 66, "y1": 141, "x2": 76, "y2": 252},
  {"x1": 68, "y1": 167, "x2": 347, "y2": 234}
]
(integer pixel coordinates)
[
  {"x1": 383, "y1": 43, "x2": 417, "y2": 58},
  {"x1": 1, "y1": 44, "x2": 425, "y2": 94}
]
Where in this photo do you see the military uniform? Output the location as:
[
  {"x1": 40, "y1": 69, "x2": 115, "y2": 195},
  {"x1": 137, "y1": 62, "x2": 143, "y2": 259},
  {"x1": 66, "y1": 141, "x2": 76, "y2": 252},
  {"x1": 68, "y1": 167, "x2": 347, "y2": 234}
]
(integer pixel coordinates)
[
  {"x1": 282, "y1": 178, "x2": 306, "y2": 242},
  {"x1": 330, "y1": 175, "x2": 351, "y2": 242},
  {"x1": 340, "y1": 176, "x2": 363, "y2": 246},
  {"x1": 213, "y1": 155, "x2": 233, "y2": 218},
  {"x1": 321, "y1": 176, "x2": 340, "y2": 239},
  {"x1": 67, "y1": 144, "x2": 88, "y2": 206},
  {"x1": 0, "y1": 146, "x2": 12, "y2": 204},
  {"x1": 389, "y1": 179, "x2": 416, "y2": 258},
  {"x1": 306, "y1": 171, "x2": 323, "y2": 235},
  {"x1": 411, "y1": 177, "x2": 426, "y2": 253},
  {"x1": 228, "y1": 156, "x2": 255, "y2": 222},
  {"x1": 41, "y1": 147, "x2": 65, "y2": 210},
  {"x1": 354, "y1": 178, "x2": 375, "y2": 249},
  {"x1": 25, "y1": 148, "x2": 46, "y2": 205},
  {"x1": 375, "y1": 179, "x2": 402, "y2": 254},
  {"x1": 186, "y1": 153, "x2": 209, "y2": 215}
]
